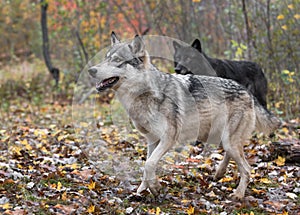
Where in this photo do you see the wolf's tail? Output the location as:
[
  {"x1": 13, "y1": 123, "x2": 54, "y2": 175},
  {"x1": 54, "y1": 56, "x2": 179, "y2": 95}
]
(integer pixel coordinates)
[{"x1": 254, "y1": 101, "x2": 281, "y2": 135}]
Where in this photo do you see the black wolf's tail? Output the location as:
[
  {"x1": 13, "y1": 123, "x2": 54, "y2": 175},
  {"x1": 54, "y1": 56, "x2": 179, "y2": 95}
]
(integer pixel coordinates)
[{"x1": 255, "y1": 100, "x2": 281, "y2": 135}]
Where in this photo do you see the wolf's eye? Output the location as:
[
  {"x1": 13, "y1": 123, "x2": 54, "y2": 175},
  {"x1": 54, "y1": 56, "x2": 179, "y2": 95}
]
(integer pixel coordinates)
[{"x1": 114, "y1": 57, "x2": 122, "y2": 63}]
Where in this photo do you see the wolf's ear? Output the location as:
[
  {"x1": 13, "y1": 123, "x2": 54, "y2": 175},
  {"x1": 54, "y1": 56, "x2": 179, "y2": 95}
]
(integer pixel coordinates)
[
  {"x1": 191, "y1": 39, "x2": 202, "y2": 53},
  {"x1": 173, "y1": 41, "x2": 182, "y2": 52},
  {"x1": 129, "y1": 35, "x2": 145, "y2": 55},
  {"x1": 111, "y1": 31, "x2": 120, "y2": 45}
]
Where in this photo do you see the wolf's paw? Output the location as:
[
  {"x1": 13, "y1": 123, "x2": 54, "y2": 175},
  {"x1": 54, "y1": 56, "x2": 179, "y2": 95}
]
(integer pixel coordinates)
[
  {"x1": 137, "y1": 181, "x2": 148, "y2": 195},
  {"x1": 229, "y1": 192, "x2": 244, "y2": 201},
  {"x1": 137, "y1": 179, "x2": 161, "y2": 197},
  {"x1": 148, "y1": 179, "x2": 161, "y2": 196}
]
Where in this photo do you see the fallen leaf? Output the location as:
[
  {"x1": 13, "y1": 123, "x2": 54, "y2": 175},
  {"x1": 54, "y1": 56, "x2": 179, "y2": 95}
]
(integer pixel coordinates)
[
  {"x1": 260, "y1": 178, "x2": 272, "y2": 184},
  {"x1": 186, "y1": 205, "x2": 195, "y2": 215},
  {"x1": 156, "y1": 207, "x2": 161, "y2": 215},
  {"x1": 61, "y1": 191, "x2": 67, "y2": 201},
  {"x1": 57, "y1": 181, "x2": 62, "y2": 191},
  {"x1": 219, "y1": 177, "x2": 234, "y2": 183},
  {"x1": 286, "y1": 192, "x2": 297, "y2": 200},
  {"x1": 252, "y1": 188, "x2": 266, "y2": 195},
  {"x1": 275, "y1": 156, "x2": 285, "y2": 166},
  {"x1": 87, "y1": 205, "x2": 95, "y2": 213},
  {"x1": 88, "y1": 180, "x2": 96, "y2": 190},
  {"x1": 0, "y1": 202, "x2": 12, "y2": 209}
]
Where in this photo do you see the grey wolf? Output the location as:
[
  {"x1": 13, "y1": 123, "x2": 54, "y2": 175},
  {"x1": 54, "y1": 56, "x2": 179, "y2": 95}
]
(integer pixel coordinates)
[
  {"x1": 173, "y1": 39, "x2": 268, "y2": 108},
  {"x1": 88, "y1": 32, "x2": 280, "y2": 200}
]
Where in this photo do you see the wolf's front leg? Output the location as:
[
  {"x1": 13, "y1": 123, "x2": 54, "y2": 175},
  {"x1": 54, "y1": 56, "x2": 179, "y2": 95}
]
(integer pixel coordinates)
[{"x1": 137, "y1": 134, "x2": 176, "y2": 196}]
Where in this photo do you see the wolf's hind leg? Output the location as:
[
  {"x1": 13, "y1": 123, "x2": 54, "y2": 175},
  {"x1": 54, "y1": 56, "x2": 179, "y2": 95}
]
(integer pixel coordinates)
[
  {"x1": 225, "y1": 143, "x2": 251, "y2": 200},
  {"x1": 222, "y1": 110, "x2": 254, "y2": 200},
  {"x1": 214, "y1": 152, "x2": 230, "y2": 180}
]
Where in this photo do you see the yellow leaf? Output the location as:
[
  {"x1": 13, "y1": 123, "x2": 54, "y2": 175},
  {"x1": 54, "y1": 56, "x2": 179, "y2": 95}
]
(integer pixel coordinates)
[
  {"x1": 156, "y1": 207, "x2": 161, "y2": 215},
  {"x1": 89, "y1": 11, "x2": 95, "y2": 17},
  {"x1": 252, "y1": 188, "x2": 266, "y2": 195},
  {"x1": 282, "y1": 69, "x2": 290, "y2": 74},
  {"x1": 205, "y1": 158, "x2": 212, "y2": 165},
  {"x1": 0, "y1": 202, "x2": 12, "y2": 209},
  {"x1": 294, "y1": 14, "x2": 300, "y2": 19},
  {"x1": 69, "y1": 163, "x2": 79, "y2": 169},
  {"x1": 61, "y1": 191, "x2": 67, "y2": 200},
  {"x1": 275, "y1": 156, "x2": 285, "y2": 166},
  {"x1": 34, "y1": 129, "x2": 47, "y2": 138},
  {"x1": 58, "y1": 134, "x2": 67, "y2": 141},
  {"x1": 250, "y1": 212, "x2": 255, "y2": 215},
  {"x1": 88, "y1": 180, "x2": 96, "y2": 190},
  {"x1": 281, "y1": 25, "x2": 288, "y2": 30},
  {"x1": 287, "y1": 4, "x2": 294, "y2": 9},
  {"x1": 219, "y1": 177, "x2": 234, "y2": 183},
  {"x1": 192, "y1": 0, "x2": 201, "y2": 2},
  {"x1": 181, "y1": 199, "x2": 191, "y2": 204},
  {"x1": 277, "y1": 14, "x2": 285, "y2": 20},
  {"x1": 21, "y1": 139, "x2": 32, "y2": 150},
  {"x1": 186, "y1": 205, "x2": 195, "y2": 215},
  {"x1": 275, "y1": 101, "x2": 283, "y2": 108},
  {"x1": 281, "y1": 127, "x2": 289, "y2": 134},
  {"x1": 260, "y1": 178, "x2": 272, "y2": 184},
  {"x1": 87, "y1": 205, "x2": 95, "y2": 213},
  {"x1": 10, "y1": 146, "x2": 22, "y2": 156},
  {"x1": 57, "y1": 181, "x2": 62, "y2": 191},
  {"x1": 287, "y1": 77, "x2": 294, "y2": 83}
]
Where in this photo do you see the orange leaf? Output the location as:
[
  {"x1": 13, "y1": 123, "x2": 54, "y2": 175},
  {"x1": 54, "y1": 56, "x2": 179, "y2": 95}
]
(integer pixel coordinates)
[{"x1": 87, "y1": 205, "x2": 95, "y2": 213}]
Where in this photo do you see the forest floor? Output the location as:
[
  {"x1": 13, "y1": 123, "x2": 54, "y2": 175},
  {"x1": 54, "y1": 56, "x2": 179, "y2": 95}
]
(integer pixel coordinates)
[{"x1": 0, "y1": 96, "x2": 299, "y2": 215}]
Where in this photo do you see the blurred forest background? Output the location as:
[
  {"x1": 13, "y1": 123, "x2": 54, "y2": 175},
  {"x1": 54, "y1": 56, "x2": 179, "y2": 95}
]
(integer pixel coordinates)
[{"x1": 0, "y1": 0, "x2": 299, "y2": 118}]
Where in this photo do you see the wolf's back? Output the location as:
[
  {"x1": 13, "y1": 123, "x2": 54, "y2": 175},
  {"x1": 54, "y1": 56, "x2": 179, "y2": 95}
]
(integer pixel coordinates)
[{"x1": 254, "y1": 101, "x2": 281, "y2": 134}]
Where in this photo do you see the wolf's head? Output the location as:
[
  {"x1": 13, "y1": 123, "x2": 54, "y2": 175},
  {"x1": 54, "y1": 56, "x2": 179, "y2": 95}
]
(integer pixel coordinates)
[
  {"x1": 173, "y1": 39, "x2": 214, "y2": 76},
  {"x1": 88, "y1": 32, "x2": 150, "y2": 92}
]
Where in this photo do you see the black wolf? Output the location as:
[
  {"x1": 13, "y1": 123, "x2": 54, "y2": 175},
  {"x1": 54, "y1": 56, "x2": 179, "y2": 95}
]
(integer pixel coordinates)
[{"x1": 173, "y1": 39, "x2": 268, "y2": 108}]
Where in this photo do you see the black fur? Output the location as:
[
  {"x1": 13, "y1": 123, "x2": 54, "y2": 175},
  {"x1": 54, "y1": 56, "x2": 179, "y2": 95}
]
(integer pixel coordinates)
[
  {"x1": 174, "y1": 39, "x2": 268, "y2": 108},
  {"x1": 192, "y1": 39, "x2": 268, "y2": 108}
]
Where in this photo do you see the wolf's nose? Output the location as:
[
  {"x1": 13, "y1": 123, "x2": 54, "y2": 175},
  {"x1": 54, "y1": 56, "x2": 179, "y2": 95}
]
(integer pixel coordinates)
[
  {"x1": 174, "y1": 66, "x2": 181, "y2": 74},
  {"x1": 88, "y1": 68, "x2": 97, "y2": 76}
]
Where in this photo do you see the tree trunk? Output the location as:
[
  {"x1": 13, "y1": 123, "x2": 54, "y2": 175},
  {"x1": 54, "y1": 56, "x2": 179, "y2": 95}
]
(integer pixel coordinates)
[{"x1": 40, "y1": 0, "x2": 59, "y2": 86}]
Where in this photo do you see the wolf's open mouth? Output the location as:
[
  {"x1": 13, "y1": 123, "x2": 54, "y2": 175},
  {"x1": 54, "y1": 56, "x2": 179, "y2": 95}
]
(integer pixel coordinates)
[{"x1": 96, "y1": 77, "x2": 119, "y2": 91}]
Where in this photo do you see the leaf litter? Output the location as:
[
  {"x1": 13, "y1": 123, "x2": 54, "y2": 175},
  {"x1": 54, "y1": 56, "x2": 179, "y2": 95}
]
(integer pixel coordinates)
[{"x1": 0, "y1": 100, "x2": 299, "y2": 214}]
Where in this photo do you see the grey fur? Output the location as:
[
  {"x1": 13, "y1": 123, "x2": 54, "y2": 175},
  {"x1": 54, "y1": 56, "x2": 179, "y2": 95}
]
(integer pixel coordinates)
[{"x1": 88, "y1": 33, "x2": 281, "y2": 200}]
